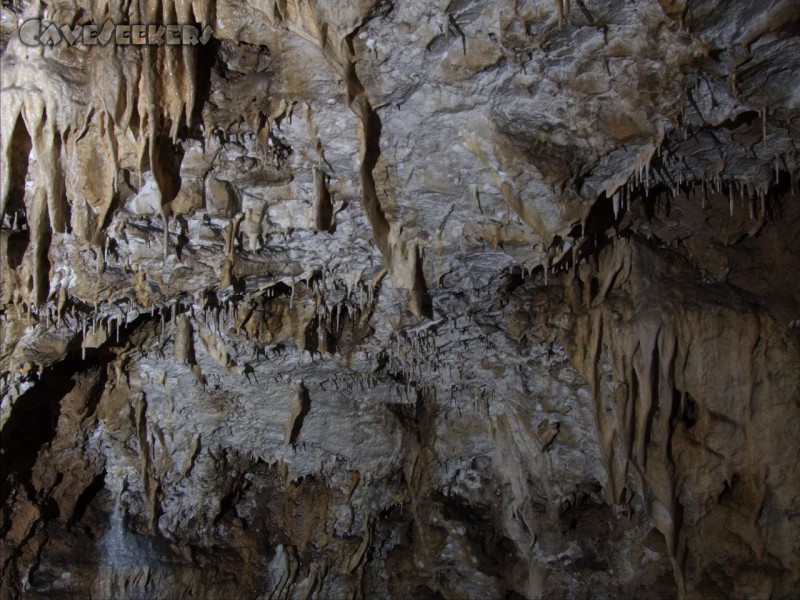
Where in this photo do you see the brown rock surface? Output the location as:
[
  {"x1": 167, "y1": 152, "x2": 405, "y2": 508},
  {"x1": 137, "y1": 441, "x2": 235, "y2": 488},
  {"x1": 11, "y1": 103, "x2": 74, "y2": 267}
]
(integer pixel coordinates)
[{"x1": 1, "y1": 0, "x2": 798, "y2": 598}]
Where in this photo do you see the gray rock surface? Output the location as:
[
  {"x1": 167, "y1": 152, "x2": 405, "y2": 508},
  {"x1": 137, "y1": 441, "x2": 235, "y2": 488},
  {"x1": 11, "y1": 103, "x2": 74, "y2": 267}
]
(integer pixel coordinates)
[{"x1": 1, "y1": 0, "x2": 798, "y2": 598}]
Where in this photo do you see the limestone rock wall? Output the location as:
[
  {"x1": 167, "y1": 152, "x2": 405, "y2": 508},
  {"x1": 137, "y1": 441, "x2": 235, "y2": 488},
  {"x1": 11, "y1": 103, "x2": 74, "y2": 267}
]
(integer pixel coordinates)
[{"x1": 1, "y1": 0, "x2": 798, "y2": 598}]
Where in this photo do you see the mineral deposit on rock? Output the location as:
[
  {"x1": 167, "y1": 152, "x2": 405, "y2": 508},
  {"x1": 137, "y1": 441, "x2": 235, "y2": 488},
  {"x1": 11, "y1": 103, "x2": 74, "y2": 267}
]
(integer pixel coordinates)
[{"x1": 1, "y1": 0, "x2": 798, "y2": 598}]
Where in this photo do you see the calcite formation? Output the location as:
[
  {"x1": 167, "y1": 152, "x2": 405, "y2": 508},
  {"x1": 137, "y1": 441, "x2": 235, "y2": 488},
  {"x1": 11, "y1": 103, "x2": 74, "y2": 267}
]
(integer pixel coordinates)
[{"x1": 1, "y1": 0, "x2": 798, "y2": 598}]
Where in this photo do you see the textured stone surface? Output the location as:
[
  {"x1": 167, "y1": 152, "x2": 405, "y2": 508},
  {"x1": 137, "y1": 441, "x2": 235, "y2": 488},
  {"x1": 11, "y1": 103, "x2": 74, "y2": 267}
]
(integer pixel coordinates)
[{"x1": 1, "y1": 0, "x2": 799, "y2": 598}]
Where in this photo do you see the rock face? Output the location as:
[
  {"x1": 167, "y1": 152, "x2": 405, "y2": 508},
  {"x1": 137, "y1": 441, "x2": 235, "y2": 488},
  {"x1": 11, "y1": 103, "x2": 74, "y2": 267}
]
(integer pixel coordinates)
[{"x1": 1, "y1": 0, "x2": 798, "y2": 598}]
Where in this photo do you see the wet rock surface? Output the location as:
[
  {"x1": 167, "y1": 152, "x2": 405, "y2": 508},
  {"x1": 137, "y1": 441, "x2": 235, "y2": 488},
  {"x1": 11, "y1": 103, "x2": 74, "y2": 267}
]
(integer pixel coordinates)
[{"x1": 1, "y1": 0, "x2": 799, "y2": 598}]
